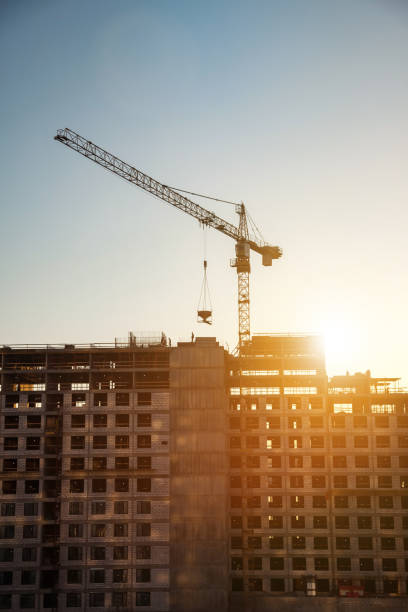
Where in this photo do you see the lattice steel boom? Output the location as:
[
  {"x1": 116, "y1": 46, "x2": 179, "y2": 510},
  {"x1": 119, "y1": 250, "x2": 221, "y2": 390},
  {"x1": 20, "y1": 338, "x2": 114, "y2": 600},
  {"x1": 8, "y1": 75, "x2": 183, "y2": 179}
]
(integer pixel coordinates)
[{"x1": 54, "y1": 127, "x2": 282, "y2": 349}]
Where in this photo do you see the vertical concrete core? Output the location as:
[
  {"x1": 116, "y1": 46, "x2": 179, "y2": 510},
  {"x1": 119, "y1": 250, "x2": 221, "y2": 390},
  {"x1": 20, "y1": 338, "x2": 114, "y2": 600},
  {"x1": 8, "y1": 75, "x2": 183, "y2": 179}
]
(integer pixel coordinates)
[{"x1": 170, "y1": 337, "x2": 229, "y2": 612}]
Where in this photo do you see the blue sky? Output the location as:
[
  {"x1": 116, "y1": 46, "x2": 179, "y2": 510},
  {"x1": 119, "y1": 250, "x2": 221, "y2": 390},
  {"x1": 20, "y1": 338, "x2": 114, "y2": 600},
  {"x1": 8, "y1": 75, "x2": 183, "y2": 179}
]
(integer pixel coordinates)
[{"x1": 1, "y1": 0, "x2": 407, "y2": 382}]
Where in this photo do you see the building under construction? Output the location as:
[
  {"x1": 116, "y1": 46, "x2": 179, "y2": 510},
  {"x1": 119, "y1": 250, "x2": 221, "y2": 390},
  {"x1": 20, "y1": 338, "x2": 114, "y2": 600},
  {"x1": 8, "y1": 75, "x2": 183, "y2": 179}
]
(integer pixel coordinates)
[{"x1": 0, "y1": 333, "x2": 408, "y2": 611}]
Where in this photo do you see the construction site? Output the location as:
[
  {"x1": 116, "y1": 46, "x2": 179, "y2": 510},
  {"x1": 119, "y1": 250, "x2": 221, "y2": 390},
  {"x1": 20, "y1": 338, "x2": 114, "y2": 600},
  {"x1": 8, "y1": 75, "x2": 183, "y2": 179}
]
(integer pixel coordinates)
[
  {"x1": 0, "y1": 334, "x2": 408, "y2": 612},
  {"x1": 0, "y1": 129, "x2": 407, "y2": 612}
]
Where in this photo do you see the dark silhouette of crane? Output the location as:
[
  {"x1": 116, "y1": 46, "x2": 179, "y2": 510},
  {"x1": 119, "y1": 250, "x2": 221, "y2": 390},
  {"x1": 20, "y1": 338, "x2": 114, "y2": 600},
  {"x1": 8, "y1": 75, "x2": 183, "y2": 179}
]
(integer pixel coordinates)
[{"x1": 54, "y1": 128, "x2": 282, "y2": 351}]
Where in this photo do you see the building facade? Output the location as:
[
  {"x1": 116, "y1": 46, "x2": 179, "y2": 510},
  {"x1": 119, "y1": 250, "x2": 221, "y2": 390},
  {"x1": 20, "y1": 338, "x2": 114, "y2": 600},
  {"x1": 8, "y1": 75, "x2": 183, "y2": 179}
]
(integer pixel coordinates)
[
  {"x1": 227, "y1": 335, "x2": 408, "y2": 610},
  {"x1": 0, "y1": 339, "x2": 172, "y2": 611},
  {"x1": 0, "y1": 334, "x2": 407, "y2": 611}
]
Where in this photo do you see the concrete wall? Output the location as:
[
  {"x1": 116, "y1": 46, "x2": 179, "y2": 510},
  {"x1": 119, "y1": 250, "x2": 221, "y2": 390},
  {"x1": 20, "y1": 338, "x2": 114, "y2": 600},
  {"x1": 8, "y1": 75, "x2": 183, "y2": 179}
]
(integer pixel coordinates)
[{"x1": 169, "y1": 338, "x2": 229, "y2": 612}]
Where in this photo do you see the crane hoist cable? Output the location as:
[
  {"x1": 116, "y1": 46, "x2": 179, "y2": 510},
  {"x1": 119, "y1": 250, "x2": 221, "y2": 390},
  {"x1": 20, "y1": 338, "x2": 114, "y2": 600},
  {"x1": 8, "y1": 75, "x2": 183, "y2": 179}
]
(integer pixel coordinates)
[
  {"x1": 197, "y1": 258, "x2": 212, "y2": 325},
  {"x1": 197, "y1": 225, "x2": 212, "y2": 324}
]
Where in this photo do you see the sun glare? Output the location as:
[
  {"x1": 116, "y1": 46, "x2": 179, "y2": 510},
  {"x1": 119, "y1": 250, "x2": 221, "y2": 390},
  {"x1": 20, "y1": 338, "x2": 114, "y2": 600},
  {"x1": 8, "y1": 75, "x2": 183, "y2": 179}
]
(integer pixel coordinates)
[{"x1": 321, "y1": 318, "x2": 356, "y2": 376}]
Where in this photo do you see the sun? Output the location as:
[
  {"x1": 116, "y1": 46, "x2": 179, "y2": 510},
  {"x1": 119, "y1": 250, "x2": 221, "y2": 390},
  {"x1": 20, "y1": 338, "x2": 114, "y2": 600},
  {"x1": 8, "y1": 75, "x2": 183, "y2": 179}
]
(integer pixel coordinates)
[
  {"x1": 324, "y1": 325, "x2": 348, "y2": 359},
  {"x1": 320, "y1": 317, "x2": 356, "y2": 376}
]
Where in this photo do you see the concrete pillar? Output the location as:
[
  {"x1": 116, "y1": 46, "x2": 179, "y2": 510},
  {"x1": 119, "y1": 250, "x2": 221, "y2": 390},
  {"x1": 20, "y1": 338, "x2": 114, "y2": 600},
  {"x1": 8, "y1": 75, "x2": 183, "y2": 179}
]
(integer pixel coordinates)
[{"x1": 169, "y1": 338, "x2": 229, "y2": 612}]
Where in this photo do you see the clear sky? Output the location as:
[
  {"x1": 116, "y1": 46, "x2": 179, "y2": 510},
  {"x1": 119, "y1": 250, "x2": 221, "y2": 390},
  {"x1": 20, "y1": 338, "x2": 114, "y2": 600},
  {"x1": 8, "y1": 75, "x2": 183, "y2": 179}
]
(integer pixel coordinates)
[{"x1": 1, "y1": 0, "x2": 407, "y2": 383}]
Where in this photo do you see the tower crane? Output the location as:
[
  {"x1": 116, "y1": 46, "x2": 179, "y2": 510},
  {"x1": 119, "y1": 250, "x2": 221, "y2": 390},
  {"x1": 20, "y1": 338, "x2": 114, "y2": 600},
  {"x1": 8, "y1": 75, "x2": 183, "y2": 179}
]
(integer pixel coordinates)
[{"x1": 54, "y1": 128, "x2": 282, "y2": 351}]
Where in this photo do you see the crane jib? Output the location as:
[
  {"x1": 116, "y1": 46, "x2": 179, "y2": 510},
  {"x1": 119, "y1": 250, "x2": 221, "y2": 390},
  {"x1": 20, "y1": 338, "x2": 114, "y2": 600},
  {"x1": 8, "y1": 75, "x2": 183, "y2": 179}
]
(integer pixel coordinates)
[
  {"x1": 54, "y1": 128, "x2": 281, "y2": 259},
  {"x1": 55, "y1": 129, "x2": 238, "y2": 240}
]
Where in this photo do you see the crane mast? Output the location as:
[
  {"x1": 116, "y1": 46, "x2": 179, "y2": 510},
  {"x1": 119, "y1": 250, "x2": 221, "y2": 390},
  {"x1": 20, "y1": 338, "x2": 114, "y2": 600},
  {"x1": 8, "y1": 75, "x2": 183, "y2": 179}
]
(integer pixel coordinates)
[
  {"x1": 230, "y1": 204, "x2": 251, "y2": 347},
  {"x1": 54, "y1": 128, "x2": 282, "y2": 351}
]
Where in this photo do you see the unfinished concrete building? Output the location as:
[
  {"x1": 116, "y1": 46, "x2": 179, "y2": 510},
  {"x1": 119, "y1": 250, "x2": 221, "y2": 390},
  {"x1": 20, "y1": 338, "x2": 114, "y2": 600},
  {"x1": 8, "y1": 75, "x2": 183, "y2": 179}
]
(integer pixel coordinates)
[
  {"x1": 0, "y1": 337, "x2": 172, "y2": 611},
  {"x1": 227, "y1": 335, "x2": 408, "y2": 610},
  {"x1": 0, "y1": 334, "x2": 407, "y2": 611}
]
